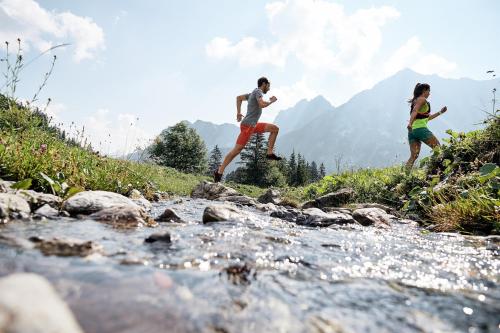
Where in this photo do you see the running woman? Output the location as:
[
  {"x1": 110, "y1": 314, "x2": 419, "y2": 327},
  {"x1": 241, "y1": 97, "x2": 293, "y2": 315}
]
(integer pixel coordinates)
[
  {"x1": 214, "y1": 77, "x2": 281, "y2": 182},
  {"x1": 406, "y1": 83, "x2": 448, "y2": 170}
]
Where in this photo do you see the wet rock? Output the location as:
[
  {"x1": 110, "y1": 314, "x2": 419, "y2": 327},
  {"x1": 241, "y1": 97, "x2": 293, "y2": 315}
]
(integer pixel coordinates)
[
  {"x1": 302, "y1": 188, "x2": 354, "y2": 209},
  {"x1": 203, "y1": 204, "x2": 252, "y2": 223},
  {"x1": 16, "y1": 189, "x2": 62, "y2": 210},
  {"x1": 34, "y1": 204, "x2": 59, "y2": 218},
  {"x1": 0, "y1": 180, "x2": 15, "y2": 193},
  {"x1": 258, "y1": 188, "x2": 282, "y2": 205},
  {"x1": 0, "y1": 193, "x2": 31, "y2": 221},
  {"x1": 0, "y1": 234, "x2": 35, "y2": 249},
  {"x1": 156, "y1": 207, "x2": 185, "y2": 223},
  {"x1": 221, "y1": 263, "x2": 255, "y2": 285},
  {"x1": 129, "y1": 189, "x2": 153, "y2": 211},
  {"x1": 270, "y1": 206, "x2": 303, "y2": 222},
  {"x1": 89, "y1": 205, "x2": 157, "y2": 229},
  {"x1": 145, "y1": 232, "x2": 171, "y2": 243},
  {"x1": 256, "y1": 202, "x2": 279, "y2": 213},
  {"x1": 62, "y1": 190, "x2": 139, "y2": 215},
  {"x1": 192, "y1": 181, "x2": 257, "y2": 206},
  {"x1": 29, "y1": 236, "x2": 104, "y2": 257},
  {"x1": 352, "y1": 207, "x2": 394, "y2": 228},
  {"x1": 323, "y1": 207, "x2": 354, "y2": 215},
  {"x1": 351, "y1": 203, "x2": 394, "y2": 214},
  {"x1": 300, "y1": 208, "x2": 357, "y2": 227},
  {"x1": 0, "y1": 273, "x2": 84, "y2": 333}
]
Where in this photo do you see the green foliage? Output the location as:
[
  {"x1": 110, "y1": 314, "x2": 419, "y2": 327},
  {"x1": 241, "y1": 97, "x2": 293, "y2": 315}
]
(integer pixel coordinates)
[
  {"x1": 148, "y1": 121, "x2": 207, "y2": 174},
  {"x1": 0, "y1": 101, "x2": 206, "y2": 198}
]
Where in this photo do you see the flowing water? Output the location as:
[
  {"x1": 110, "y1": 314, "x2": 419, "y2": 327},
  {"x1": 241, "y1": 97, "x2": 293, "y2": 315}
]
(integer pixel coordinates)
[{"x1": 0, "y1": 198, "x2": 498, "y2": 333}]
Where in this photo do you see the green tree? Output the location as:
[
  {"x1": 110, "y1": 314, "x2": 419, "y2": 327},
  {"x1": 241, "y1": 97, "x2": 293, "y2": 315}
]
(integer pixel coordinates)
[
  {"x1": 319, "y1": 163, "x2": 326, "y2": 179},
  {"x1": 288, "y1": 151, "x2": 297, "y2": 185},
  {"x1": 149, "y1": 121, "x2": 207, "y2": 174},
  {"x1": 239, "y1": 133, "x2": 269, "y2": 185},
  {"x1": 296, "y1": 153, "x2": 308, "y2": 185},
  {"x1": 207, "y1": 145, "x2": 223, "y2": 175},
  {"x1": 310, "y1": 161, "x2": 319, "y2": 182}
]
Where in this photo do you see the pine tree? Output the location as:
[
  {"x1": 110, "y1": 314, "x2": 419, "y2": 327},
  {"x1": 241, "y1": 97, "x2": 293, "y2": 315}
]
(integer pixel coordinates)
[
  {"x1": 207, "y1": 145, "x2": 223, "y2": 175},
  {"x1": 296, "y1": 153, "x2": 308, "y2": 185},
  {"x1": 310, "y1": 161, "x2": 319, "y2": 182},
  {"x1": 239, "y1": 133, "x2": 268, "y2": 185},
  {"x1": 288, "y1": 150, "x2": 297, "y2": 185},
  {"x1": 319, "y1": 163, "x2": 326, "y2": 179}
]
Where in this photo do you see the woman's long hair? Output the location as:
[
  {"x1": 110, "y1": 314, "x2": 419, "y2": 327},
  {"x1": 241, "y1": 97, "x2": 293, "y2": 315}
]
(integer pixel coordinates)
[{"x1": 408, "y1": 83, "x2": 430, "y2": 104}]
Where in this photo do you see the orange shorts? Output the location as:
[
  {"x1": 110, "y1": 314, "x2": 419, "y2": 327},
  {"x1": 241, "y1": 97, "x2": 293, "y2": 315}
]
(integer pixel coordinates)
[{"x1": 236, "y1": 122, "x2": 269, "y2": 146}]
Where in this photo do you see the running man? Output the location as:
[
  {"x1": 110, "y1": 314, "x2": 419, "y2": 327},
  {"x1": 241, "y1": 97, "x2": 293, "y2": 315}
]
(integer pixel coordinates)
[
  {"x1": 406, "y1": 82, "x2": 448, "y2": 170},
  {"x1": 214, "y1": 77, "x2": 282, "y2": 182}
]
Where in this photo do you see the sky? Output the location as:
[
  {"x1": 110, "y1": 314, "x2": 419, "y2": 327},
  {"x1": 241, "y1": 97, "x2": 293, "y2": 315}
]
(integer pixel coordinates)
[{"x1": 0, "y1": 0, "x2": 499, "y2": 155}]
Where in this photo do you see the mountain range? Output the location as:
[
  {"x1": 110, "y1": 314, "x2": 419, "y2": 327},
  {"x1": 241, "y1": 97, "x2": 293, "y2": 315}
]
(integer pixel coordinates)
[{"x1": 129, "y1": 69, "x2": 498, "y2": 173}]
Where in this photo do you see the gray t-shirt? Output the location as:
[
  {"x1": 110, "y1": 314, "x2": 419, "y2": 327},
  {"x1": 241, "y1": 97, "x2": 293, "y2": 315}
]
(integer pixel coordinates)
[{"x1": 241, "y1": 88, "x2": 263, "y2": 126}]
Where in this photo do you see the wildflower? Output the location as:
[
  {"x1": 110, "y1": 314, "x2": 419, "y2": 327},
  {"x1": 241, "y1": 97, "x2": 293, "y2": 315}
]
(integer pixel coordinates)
[{"x1": 40, "y1": 144, "x2": 47, "y2": 153}]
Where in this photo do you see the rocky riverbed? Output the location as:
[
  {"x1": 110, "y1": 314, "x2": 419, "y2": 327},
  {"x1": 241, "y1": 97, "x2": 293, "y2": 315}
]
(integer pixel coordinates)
[{"x1": 0, "y1": 180, "x2": 498, "y2": 333}]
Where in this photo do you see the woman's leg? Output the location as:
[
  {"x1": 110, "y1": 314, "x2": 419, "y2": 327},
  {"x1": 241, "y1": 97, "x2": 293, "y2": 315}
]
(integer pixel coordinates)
[
  {"x1": 405, "y1": 141, "x2": 421, "y2": 170},
  {"x1": 423, "y1": 135, "x2": 440, "y2": 149}
]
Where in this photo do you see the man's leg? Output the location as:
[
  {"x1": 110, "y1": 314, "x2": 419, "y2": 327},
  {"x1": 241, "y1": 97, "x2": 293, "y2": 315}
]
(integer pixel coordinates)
[
  {"x1": 264, "y1": 123, "x2": 280, "y2": 155},
  {"x1": 218, "y1": 144, "x2": 244, "y2": 174}
]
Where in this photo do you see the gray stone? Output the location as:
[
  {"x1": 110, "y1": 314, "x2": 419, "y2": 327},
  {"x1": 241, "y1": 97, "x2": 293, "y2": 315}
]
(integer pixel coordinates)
[
  {"x1": 302, "y1": 188, "x2": 354, "y2": 209},
  {"x1": 191, "y1": 180, "x2": 239, "y2": 200},
  {"x1": 34, "y1": 204, "x2": 60, "y2": 218},
  {"x1": 352, "y1": 207, "x2": 394, "y2": 228},
  {"x1": 89, "y1": 205, "x2": 157, "y2": 229},
  {"x1": 203, "y1": 204, "x2": 251, "y2": 223},
  {"x1": 0, "y1": 193, "x2": 31, "y2": 221},
  {"x1": 16, "y1": 189, "x2": 62, "y2": 209},
  {"x1": 256, "y1": 202, "x2": 279, "y2": 213},
  {"x1": 192, "y1": 181, "x2": 257, "y2": 206},
  {"x1": 258, "y1": 188, "x2": 282, "y2": 205},
  {"x1": 156, "y1": 207, "x2": 185, "y2": 222},
  {"x1": 0, "y1": 273, "x2": 84, "y2": 333},
  {"x1": 145, "y1": 232, "x2": 172, "y2": 243},
  {"x1": 129, "y1": 189, "x2": 144, "y2": 200},
  {"x1": 62, "y1": 190, "x2": 139, "y2": 215},
  {"x1": 29, "y1": 236, "x2": 103, "y2": 257},
  {"x1": 351, "y1": 203, "x2": 394, "y2": 213},
  {"x1": 301, "y1": 208, "x2": 357, "y2": 227},
  {"x1": 129, "y1": 189, "x2": 153, "y2": 211},
  {"x1": 0, "y1": 180, "x2": 15, "y2": 193}
]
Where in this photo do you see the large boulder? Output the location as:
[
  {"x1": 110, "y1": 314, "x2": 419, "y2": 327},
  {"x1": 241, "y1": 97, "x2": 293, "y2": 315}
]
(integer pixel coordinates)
[
  {"x1": 302, "y1": 188, "x2": 355, "y2": 209},
  {"x1": 0, "y1": 193, "x2": 31, "y2": 221},
  {"x1": 202, "y1": 204, "x2": 252, "y2": 223},
  {"x1": 0, "y1": 273, "x2": 84, "y2": 333},
  {"x1": 34, "y1": 204, "x2": 60, "y2": 218},
  {"x1": 258, "y1": 189, "x2": 282, "y2": 205},
  {"x1": 300, "y1": 208, "x2": 357, "y2": 227},
  {"x1": 191, "y1": 180, "x2": 239, "y2": 200},
  {"x1": 62, "y1": 190, "x2": 139, "y2": 215},
  {"x1": 89, "y1": 205, "x2": 157, "y2": 229},
  {"x1": 352, "y1": 208, "x2": 394, "y2": 228},
  {"x1": 16, "y1": 189, "x2": 62, "y2": 210},
  {"x1": 191, "y1": 181, "x2": 257, "y2": 206},
  {"x1": 29, "y1": 236, "x2": 104, "y2": 257}
]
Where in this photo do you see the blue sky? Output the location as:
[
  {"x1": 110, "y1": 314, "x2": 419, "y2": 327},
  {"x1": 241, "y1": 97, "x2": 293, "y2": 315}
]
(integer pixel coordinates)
[{"x1": 1, "y1": 0, "x2": 499, "y2": 154}]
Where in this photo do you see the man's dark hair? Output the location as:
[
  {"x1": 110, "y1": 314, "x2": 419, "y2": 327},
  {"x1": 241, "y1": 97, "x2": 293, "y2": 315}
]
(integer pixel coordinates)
[{"x1": 257, "y1": 77, "x2": 269, "y2": 87}]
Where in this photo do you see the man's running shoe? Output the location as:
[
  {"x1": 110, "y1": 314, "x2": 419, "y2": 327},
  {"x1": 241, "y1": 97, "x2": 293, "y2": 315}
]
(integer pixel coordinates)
[
  {"x1": 266, "y1": 153, "x2": 282, "y2": 161},
  {"x1": 213, "y1": 170, "x2": 223, "y2": 183}
]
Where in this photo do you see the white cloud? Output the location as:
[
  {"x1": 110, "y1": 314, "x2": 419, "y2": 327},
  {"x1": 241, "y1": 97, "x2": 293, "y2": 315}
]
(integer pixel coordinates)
[
  {"x1": 0, "y1": 0, "x2": 105, "y2": 62},
  {"x1": 206, "y1": 0, "x2": 400, "y2": 74},
  {"x1": 84, "y1": 109, "x2": 152, "y2": 156},
  {"x1": 384, "y1": 36, "x2": 457, "y2": 77}
]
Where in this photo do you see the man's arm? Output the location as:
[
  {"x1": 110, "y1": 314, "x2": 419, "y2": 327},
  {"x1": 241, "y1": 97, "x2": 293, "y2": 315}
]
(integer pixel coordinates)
[
  {"x1": 257, "y1": 96, "x2": 277, "y2": 108},
  {"x1": 236, "y1": 94, "x2": 249, "y2": 121}
]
